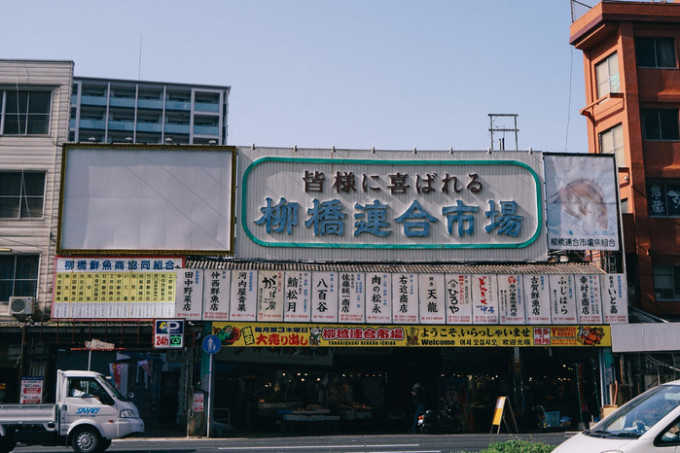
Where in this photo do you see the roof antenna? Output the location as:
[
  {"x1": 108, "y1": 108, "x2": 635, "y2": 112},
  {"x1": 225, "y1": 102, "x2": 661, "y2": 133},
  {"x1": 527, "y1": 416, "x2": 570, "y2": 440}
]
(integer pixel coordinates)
[{"x1": 138, "y1": 34, "x2": 143, "y2": 80}]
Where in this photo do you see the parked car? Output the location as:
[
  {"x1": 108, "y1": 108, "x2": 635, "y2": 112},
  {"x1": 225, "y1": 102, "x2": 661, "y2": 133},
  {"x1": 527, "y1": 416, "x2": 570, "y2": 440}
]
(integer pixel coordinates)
[{"x1": 553, "y1": 379, "x2": 680, "y2": 452}]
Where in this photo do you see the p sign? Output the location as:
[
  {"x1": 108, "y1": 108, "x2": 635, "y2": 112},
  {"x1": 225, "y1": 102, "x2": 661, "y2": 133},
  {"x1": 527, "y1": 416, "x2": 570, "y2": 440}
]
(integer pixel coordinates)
[{"x1": 154, "y1": 319, "x2": 185, "y2": 349}]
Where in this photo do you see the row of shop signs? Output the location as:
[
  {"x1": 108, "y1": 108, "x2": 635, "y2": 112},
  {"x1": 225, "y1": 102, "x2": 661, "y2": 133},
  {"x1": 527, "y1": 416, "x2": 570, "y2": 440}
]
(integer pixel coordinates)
[
  {"x1": 53, "y1": 263, "x2": 627, "y2": 325},
  {"x1": 178, "y1": 270, "x2": 627, "y2": 325}
]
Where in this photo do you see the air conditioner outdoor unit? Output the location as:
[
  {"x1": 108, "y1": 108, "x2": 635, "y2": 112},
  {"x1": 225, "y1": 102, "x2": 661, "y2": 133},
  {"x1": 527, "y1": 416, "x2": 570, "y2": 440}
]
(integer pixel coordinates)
[{"x1": 8, "y1": 297, "x2": 34, "y2": 316}]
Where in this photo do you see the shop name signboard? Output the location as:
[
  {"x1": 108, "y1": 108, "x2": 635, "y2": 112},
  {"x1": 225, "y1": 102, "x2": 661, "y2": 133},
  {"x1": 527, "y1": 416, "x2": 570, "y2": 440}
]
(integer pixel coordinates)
[
  {"x1": 237, "y1": 148, "x2": 547, "y2": 263},
  {"x1": 177, "y1": 269, "x2": 627, "y2": 325},
  {"x1": 52, "y1": 257, "x2": 182, "y2": 319},
  {"x1": 211, "y1": 322, "x2": 612, "y2": 348}
]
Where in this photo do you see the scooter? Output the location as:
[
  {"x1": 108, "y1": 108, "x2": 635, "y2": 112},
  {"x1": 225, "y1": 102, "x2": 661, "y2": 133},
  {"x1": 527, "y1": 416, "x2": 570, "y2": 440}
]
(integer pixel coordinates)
[{"x1": 417, "y1": 400, "x2": 464, "y2": 433}]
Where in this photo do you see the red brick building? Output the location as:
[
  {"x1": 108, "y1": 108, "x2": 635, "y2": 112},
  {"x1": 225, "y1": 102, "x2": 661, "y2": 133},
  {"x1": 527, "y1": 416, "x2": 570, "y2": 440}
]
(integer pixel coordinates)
[{"x1": 570, "y1": 0, "x2": 680, "y2": 317}]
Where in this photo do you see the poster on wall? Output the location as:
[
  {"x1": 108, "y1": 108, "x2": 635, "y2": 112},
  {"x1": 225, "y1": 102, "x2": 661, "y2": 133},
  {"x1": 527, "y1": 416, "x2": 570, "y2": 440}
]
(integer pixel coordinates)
[
  {"x1": 601, "y1": 273, "x2": 629, "y2": 323},
  {"x1": 418, "y1": 274, "x2": 446, "y2": 324},
  {"x1": 498, "y1": 274, "x2": 525, "y2": 324},
  {"x1": 53, "y1": 257, "x2": 180, "y2": 319},
  {"x1": 257, "y1": 271, "x2": 284, "y2": 321},
  {"x1": 229, "y1": 270, "x2": 258, "y2": 321},
  {"x1": 175, "y1": 269, "x2": 203, "y2": 320},
  {"x1": 472, "y1": 275, "x2": 499, "y2": 324},
  {"x1": 202, "y1": 270, "x2": 230, "y2": 320},
  {"x1": 311, "y1": 272, "x2": 339, "y2": 322},
  {"x1": 20, "y1": 377, "x2": 43, "y2": 404},
  {"x1": 283, "y1": 272, "x2": 311, "y2": 322},
  {"x1": 445, "y1": 274, "x2": 473, "y2": 324},
  {"x1": 524, "y1": 274, "x2": 552, "y2": 324},
  {"x1": 392, "y1": 273, "x2": 419, "y2": 324},
  {"x1": 365, "y1": 273, "x2": 392, "y2": 324},
  {"x1": 549, "y1": 274, "x2": 578, "y2": 323},
  {"x1": 574, "y1": 274, "x2": 603, "y2": 323},
  {"x1": 338, "y1": 273, "x2": 365, "y2": 323},
  {"x1": 544, "y1": 154, "x2": 619, "y2": 251}
]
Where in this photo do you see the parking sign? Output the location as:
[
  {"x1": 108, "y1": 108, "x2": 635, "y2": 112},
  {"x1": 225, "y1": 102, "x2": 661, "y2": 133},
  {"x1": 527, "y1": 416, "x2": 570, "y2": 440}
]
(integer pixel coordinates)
[{"x1": 154, "y1": 320, "x2": 185, "y2": 349}]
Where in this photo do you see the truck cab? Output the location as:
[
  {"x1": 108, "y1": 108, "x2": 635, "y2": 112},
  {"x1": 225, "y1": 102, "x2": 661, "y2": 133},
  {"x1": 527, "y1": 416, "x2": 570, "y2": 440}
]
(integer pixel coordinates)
[
  {"x1": 0, "y1": 370, "x2": 144, "y2": 453},
  {"x1": 58, "y1": 370, "x2": 144, "y2": 451}
]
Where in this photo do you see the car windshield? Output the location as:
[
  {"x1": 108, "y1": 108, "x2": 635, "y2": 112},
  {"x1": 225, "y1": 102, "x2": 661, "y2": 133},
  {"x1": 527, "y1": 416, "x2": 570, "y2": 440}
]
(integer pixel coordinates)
[
  {"x1": 591, "y1": 384, "x2": 680, "y2": 438},
  {"x1": 96, "y1": 376, "x2": 129, "y2": 402}
]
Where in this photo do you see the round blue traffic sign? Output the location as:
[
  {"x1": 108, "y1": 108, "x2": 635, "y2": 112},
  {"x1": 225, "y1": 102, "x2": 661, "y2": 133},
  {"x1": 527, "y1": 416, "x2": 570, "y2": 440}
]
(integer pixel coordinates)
[{"x1": 202, "y1": 334, "x2": 221, "y2": 354}]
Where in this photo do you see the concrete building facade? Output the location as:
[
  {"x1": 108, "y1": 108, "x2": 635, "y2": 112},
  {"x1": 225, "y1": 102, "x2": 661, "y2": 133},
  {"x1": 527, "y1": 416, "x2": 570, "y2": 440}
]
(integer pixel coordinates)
[{"x1": 69, "y1": 77, "x2": 230, "y2": 145}]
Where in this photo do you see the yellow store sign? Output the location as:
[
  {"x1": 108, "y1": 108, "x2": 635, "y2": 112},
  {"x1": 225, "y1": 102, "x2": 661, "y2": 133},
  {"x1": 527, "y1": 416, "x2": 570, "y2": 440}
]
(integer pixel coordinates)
[{"x1": 211, "y1": 322, "x2": 611, "y2": 348}]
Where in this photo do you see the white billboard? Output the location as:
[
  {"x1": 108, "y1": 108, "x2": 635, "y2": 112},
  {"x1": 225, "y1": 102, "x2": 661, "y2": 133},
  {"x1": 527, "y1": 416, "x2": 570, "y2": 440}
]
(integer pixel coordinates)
[{"x1": 58, "y1": 144, "x2": 235, "y2": 255}]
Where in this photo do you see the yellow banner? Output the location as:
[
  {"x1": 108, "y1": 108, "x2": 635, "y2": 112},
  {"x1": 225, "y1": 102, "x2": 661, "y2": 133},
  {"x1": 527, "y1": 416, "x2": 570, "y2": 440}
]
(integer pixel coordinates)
[{"x1": 211, "y1": 323, "x2": 611, "y2": 348}]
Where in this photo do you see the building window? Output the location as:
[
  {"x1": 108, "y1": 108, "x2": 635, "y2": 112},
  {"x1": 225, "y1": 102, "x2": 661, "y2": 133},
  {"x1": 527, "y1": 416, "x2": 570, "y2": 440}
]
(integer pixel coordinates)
[
  {"x1": 648, "y1": 180, "x2": 680, "y2": 217},
  {"x1": 0, "y1": 255, "x2": 39, "y2": 302},
  {"x1": 599, "y1": 124, "x2": 625, "y2": 166},
  {"x1": 636, "y1": 37, "x2": 677, "y2": 68},
  {"x1": 641, "y1": 108, "x2": 679, "y2": 141},
  {"x1": 0, "y1": 171, "x2": 46, "y2": 219},
  {"x1": 621, "y1": 198, "x2": 629, "y2": 213},
  {"x1": 653, "y1": 262, "x2": 680, "y2": 301},
  {"x1": 595, "y1": 52, "x2": 620, "y2": 98},
  {"x1": 0, "y1": 91, "x2": 51, "y2": 135}
]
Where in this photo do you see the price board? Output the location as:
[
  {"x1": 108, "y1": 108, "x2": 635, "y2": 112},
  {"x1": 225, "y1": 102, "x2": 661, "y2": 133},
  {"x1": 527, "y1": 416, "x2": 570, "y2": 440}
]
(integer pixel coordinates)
[{"x1": 153, "y1": 319, "x2": 185, "y2": 349}]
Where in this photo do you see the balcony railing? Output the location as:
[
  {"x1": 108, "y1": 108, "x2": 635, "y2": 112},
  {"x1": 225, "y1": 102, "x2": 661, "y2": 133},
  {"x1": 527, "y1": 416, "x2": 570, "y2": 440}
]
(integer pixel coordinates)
[
  {"x1": 138, "y1": 98, "x2": 164, "y2": 109},
  {"x1": 108, "y1": 120, "x2": 135, "y2": 131},
  {"x1": 194, "y1": 125, "x2": 219, "y2": 135},
  {"x1": 165, "y1": 123, "x2": 190, "y2": 134},
  {"x1": 195, "y1": 102, "x2": 220, "y2": 113},
  {"x1": 79, "y1": 119, "x2": 106, "y2": 129},
  {"x1": 80, "y1": 95, "x2": 107, "y2": 106}
]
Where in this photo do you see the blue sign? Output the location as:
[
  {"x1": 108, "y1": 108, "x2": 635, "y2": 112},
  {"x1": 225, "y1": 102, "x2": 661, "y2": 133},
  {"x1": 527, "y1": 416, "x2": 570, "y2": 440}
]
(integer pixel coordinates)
[{"x1": 202, "y1": 335, "x2": 221, "y2": 355}]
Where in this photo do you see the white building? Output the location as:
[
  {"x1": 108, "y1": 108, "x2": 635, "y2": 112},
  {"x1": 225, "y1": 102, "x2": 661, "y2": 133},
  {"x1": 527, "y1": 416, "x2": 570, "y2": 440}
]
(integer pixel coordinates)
[{"x1": 0, "y1": 59, "x2": 73, "y2": 322}]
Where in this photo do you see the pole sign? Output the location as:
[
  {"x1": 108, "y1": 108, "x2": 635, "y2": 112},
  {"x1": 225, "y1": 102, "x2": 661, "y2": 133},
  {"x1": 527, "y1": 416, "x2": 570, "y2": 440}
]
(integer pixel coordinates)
[
  {"x1": 154, "y1": 319, "x2": 185, "y2": 349},
  {"x1": 202, "y1": 334, "x2": 222, "y2": 355}
]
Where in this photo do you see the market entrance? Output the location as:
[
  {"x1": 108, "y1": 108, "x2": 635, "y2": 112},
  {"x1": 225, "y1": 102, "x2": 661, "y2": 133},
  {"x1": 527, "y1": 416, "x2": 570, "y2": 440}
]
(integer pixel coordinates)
[{"x1": 211, "y1": 346, "x2": 585, "y2": 434}]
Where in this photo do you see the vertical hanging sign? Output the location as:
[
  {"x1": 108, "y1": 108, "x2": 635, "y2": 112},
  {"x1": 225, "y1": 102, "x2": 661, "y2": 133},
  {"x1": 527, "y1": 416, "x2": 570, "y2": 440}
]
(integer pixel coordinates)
[
  {"x1": 311, "y1": 272, "x2": 338, "y2": 322},
  {"x1": 257, "y1": 270, "x2": 284, "y2": 321},
  {"x1": 472, "y1": 274, "x2": 499, "y2": 324},
  {"x1": 283, "y1": 272, "x2": 311, "y2": 322},
  {"x1": 338, "y1": 272, "x2": 365, "y2": 323},
  {"x1": 524, "y1": 275, "x2": 552, "y2": 324},
  {"x1": 365, "y1": 273, "x2": 392, "y2": 324},
  {"x1": 175, "y1": 269, "x2": 203, "y2": 320},
  {"x1": 418, "y1": 274, "x2": 446, "y2": 324},
  {"x1": 575, "y1": 274, "x2": 603, "y2": 323},
  {"x1": 203, "y1": 270, "x2": 230, "y2": 320},
  {"x1": 498, "y1": 275, "x2": 525, "y2": 324},
  {"x1": 549, "y1": 274, "x2": 577, "y2": 323},
  {"x1": 392, "y1": 273, "x2": 418, "y2": 324},
  {"x1": 229, "y1": 270, "x2": 258, "y2": 321},
  {"x1": 601, "y1": 273, "x2": 628, "y2": 324},
  {"x1": 445, "y1": 274, "x2": 473, "y2": 324}
]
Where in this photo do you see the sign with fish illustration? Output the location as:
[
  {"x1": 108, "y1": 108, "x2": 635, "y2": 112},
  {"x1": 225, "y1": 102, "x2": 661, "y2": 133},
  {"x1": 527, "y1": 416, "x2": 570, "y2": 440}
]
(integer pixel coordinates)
[{"x1": 544, "y1": 154, "x2": 619, "y2": 251}]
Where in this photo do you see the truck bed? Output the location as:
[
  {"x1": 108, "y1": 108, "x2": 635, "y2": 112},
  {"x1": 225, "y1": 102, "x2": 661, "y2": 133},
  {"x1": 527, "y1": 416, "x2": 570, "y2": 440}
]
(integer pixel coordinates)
[{"x1": 0, "y1": 404, "x2": 57, "y2": 424}]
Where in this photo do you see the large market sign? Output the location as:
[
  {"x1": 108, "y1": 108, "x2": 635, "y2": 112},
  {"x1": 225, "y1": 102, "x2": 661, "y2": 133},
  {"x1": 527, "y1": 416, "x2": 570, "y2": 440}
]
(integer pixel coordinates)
[
  {"x1": 237, "y1": 148, "x2": 547, "y2": 263},
  {"x1": 211, "y1": 322, "x2": 612, "y2": 348}
]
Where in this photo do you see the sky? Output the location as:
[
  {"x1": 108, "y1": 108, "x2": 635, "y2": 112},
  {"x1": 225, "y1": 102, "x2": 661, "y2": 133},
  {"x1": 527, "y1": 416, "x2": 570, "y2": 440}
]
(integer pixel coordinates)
[{"x1": 3, "y1": 0, "x2": 591, "y2": 153}]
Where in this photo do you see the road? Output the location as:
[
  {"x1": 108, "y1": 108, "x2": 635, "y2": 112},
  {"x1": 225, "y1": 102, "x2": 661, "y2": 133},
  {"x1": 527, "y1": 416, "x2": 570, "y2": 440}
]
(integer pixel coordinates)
[{"x1": 13, "y1": 431, "x2": 576, "y2": 453}]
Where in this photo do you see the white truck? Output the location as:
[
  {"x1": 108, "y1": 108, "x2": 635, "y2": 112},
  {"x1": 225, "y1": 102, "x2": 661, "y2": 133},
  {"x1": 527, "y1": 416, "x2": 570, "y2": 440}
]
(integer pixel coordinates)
[{"x1": 0, "y1": 369, "x2": 144, "y2": 453}]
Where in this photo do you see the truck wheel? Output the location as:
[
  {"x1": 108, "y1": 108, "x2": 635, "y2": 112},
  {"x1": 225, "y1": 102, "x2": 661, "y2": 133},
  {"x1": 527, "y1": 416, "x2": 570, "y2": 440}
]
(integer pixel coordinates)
[
  {"x1": 0, "y1": 434, "x2": 16, "y2": 453},
  {"x1": 71, "y1": 426, "x2": 102, "y2": 453}
]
